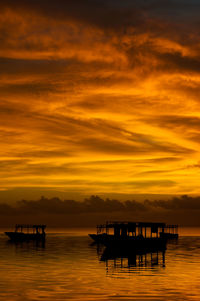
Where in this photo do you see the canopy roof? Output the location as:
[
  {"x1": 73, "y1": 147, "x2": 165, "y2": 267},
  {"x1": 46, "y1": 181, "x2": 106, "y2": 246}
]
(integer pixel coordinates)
[
  {"x1": 15, "y1": 224, "x2": 46, "y2": 229},
  {"x1": 98, "y1": 221, "x2": 166, "y2": 228}
]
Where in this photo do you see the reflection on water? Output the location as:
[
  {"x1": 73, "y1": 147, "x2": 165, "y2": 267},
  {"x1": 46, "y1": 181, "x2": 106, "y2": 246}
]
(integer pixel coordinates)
[
  {"x1": 0, "y1": 229, "x2": 199, "y2": 300},
  {"x1": 6, "y1": 239, "x2": 46, "y2": 249},
  {"x1": 97, "y1": 244, "x2": 166, "y2": 274}
]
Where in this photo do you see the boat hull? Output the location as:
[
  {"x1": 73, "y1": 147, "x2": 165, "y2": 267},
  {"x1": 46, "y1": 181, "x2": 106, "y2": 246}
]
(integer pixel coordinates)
[
  {"x1": 89, "y1": 234, "x2": 167, "y2": 250},
  {"x1": 5, "y1": 232, "x2": 45, "y2": 241},
  {"x1": 160, "y1": 232, "x2": 178, "y2": 239}
]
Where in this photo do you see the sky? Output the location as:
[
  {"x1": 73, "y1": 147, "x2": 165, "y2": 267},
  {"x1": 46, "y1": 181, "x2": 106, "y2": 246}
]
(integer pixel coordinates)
[
  {"x1": 1, "y1": 0, "x2": 200, "y2": 206},
  {"x1": 1, "y1": 195, "x2": 200, "y2": 227}
]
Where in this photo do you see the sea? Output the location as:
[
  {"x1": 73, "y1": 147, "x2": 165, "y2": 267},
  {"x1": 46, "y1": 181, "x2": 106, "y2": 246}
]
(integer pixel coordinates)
[{"x1": 0, "y1": 227, "x2": 199, "y2": 301}]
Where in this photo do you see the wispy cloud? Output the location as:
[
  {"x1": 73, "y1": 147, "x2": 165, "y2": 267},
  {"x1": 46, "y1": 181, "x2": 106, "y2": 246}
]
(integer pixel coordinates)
[{"x1": 0, "y1": 0, "x2": 200, "y2": 198}]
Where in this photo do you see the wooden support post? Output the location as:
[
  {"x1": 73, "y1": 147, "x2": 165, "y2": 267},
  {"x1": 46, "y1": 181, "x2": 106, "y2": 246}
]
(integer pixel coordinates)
[{"x1": 162, "y1": 251, "x2": 165, "y2": 266}]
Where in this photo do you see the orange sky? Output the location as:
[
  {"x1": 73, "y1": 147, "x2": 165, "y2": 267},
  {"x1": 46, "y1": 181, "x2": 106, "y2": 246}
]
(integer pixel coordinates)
[{"x1": 1, "y1": 0, "x2": 200, "y2": 201}]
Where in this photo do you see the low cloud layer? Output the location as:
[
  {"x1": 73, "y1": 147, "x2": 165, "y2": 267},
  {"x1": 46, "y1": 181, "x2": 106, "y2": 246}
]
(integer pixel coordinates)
[{"x1": 1, "y1": 195, "x2": 200, "y2": 227}]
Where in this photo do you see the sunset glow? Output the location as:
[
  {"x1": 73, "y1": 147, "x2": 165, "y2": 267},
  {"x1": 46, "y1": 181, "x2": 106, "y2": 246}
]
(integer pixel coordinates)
[{"x1": 1, "y1": 0, "x2": 200, "y2": 200}]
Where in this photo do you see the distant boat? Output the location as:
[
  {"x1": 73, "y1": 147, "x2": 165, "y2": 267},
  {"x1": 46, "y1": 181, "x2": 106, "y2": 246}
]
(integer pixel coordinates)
[
  {"x1": 5, "y1": 224, "x2": 46, "y2": 241},
  {"x1": 89, "y1": 221, "x2": 178, "y2": 249},
  {"x1": 160, "y1": 232, "x2": 178, "y2": 239}
]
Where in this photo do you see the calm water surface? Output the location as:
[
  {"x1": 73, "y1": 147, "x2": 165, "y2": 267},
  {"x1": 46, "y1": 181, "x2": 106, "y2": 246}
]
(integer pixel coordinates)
[{"x1": 0, "y1": 228, "x2": 199, "y2": 301}]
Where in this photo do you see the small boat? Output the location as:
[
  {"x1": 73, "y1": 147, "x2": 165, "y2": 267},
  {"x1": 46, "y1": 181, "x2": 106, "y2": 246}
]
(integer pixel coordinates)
[
  {"x1": 89, "y1": 221, "x2": 178, "y2": 249},
  {"x1": 160, "y1": 232, "x2": 178, "y2": 239},
  {"x1": 5, "y1": 224, "x2": 46, "y2": 241},
  {"x1": 160, "y1": 224, "x2": 179, "y2": 239}
]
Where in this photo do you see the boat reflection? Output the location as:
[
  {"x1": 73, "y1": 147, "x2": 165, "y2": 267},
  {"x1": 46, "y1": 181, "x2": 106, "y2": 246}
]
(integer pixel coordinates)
[
  {"x1": 97, "y1": 244, "x2": 166, "y2": 273},
  {"x1": 6, "y1": 238, "x2": 46, "y2": 250}
]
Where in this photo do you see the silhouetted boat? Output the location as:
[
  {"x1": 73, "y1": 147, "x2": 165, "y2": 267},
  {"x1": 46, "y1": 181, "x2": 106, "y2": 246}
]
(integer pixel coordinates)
[
  {"x1": 159, "y1": 224, "x2": 179, "y2": 239},
  {"x1": 160, "y1": 232, "x2": 178, "y2": 239},
  {"x1": 5, "y1": 224, "x2": 46, "y2": 241},
  {"x1": 89, "y1": 221, "x2": 178, "y2": 249}
]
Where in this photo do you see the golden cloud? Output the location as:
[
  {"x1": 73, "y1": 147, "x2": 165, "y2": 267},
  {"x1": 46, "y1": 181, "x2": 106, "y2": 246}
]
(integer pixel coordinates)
[{"x1": 0, "y1": 0, "x2": 200, "y2": 199}]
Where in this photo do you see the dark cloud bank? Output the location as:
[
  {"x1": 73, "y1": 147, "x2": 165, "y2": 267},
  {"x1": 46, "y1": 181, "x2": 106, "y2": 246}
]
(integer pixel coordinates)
[{"x1": 1, "y1": 195, "x2": 200, "y2": 227}]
